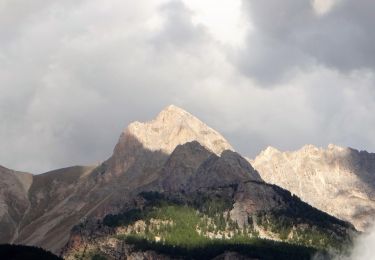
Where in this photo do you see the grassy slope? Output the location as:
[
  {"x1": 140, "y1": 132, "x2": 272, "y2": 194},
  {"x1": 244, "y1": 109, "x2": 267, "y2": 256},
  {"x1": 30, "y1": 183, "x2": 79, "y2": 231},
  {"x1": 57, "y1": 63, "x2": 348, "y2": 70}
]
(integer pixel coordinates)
[
  {"x1": 69, "y1": 191, "x2": 352, "y2": 259},
  {"x1": 116, "y1": 204, "x2": 318, "y2": 259},
  {"x1": 100, "y1": 194, "x2": 336, "y2": 259}
]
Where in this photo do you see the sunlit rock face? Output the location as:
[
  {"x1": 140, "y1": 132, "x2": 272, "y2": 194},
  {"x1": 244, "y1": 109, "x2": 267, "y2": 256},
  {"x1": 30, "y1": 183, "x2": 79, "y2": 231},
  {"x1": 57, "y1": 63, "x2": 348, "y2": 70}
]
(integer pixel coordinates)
[
  {"x1": 251, "y1": 144, "x2": 375, "y2": 231},
  {"x1": 108, "y1": 104, "x2": 234, "y2": 177},
  {"x1": 122, "y1": 105, "x2": 233, "y2": 155}
]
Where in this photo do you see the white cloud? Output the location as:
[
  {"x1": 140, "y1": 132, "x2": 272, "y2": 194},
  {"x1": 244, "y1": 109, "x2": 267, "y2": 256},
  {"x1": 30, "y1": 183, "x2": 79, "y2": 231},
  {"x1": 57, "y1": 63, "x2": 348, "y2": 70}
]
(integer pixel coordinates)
[
  {"x1": 347, "y1": 227, "x2": 375, "y2": 260},
  {"x1": 312, "y1": 0, "x2": 341, "y2": 15},
  {"x1": 182, "y1": 0, "x2": 249, "y2": 46}
]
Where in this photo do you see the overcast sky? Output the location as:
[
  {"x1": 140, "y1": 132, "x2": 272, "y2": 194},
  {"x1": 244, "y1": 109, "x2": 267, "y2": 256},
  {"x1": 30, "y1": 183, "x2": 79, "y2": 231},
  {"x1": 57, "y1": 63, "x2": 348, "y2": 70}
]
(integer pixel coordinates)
[{"x1": 1, "y1": 0, "x2": 374, "y2": 173}]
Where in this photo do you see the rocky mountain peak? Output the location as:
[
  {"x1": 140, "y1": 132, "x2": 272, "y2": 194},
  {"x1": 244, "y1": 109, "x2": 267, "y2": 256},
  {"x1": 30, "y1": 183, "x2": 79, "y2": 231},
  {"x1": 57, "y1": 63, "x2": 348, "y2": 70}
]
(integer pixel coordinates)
[
  {"x1": 166, "y1": 141, "x2": 213, "y2": 167},
  {"x1": 298, "y1": 144, "x2": 351, "y2": 155},
  {"x1": 120, "y1": 105, "x2": 233, "y2": 156},
  {"x1": 327, "y1": 143, "x2": 351, "y2": 153},
  {"x1": 155, "y1": 104, "x2": 192, "y2": 121},
  {"x1": 191, "y1": 150, "x2": 263, "y2": 190},
  {"x1": 252, "y1": 144, "x2": 375, "y2": 231},
  {"x1": 300, "y1": 144, "x2": 320, "y2": 152},
  {"x1": 260, "y1": 146, "x2": 281, "y2": 157}
]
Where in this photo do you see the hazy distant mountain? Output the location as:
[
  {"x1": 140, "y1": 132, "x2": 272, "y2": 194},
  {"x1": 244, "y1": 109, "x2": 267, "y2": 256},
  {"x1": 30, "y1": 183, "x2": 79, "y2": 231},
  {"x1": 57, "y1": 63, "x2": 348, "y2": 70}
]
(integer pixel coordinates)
[
  {"x1": 0, "y1": 105, "x2": 361, "y2": 259},
  {"x1": 251, "y1": 144, "x2": 375, "y2": 231}
]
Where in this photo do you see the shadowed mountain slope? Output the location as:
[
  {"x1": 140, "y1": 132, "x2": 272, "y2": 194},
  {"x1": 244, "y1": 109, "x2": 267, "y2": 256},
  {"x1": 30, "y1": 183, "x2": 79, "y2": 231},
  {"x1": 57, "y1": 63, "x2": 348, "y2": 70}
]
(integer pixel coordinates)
[{"x1": 0, "y1": 165, "x2": 32, "y2": 243}]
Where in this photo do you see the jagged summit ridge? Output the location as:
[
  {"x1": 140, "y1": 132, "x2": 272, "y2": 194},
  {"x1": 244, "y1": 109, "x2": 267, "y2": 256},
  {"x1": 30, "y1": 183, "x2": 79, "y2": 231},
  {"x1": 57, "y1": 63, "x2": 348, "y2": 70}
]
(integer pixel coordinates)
[
  {"x1": 250, "y1": 144, "x2": 351, "y2": 164},
  {"x1": 122, "y1": 105, "x2": 233, "y2": 155},
  {"x1": 252, "y1": 144, "x2": 375, "y2": 231}
]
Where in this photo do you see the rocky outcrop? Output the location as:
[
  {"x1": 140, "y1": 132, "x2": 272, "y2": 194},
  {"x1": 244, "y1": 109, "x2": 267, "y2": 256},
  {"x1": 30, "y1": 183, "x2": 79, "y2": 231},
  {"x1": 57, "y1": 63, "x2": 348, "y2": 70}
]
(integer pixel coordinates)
[
  {"x1": 148, "y1": 141, "x2": 263, "y2": 192},
  {"x1": 192, "y1": 150, "x2": 263, "y2": 190},
  {"x1": 151, "y1": 141, "x2": 213, "y2": 192},
  {"x1": 118, "y1": 105, "x2": 233, "y2": 155},
  {"x1": 64, "y1": 235, "x2": 176, "y2": 260},
  {"x1": 108, "y1": 105, "x2": 233, "y2": 180},
  {"x1": 251, "y1": 144, "x2": 375, "y2": 231}
]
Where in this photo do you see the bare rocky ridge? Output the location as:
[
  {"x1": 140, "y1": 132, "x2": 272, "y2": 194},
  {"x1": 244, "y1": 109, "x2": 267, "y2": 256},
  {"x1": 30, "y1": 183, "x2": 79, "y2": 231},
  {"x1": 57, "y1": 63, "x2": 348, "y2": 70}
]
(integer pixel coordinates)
[
  {"x1": 0, "y1": 166, "x2": 32, "y2": 243},
  {"x1": 147, "y1": 141, "x2": 262, "y2": 193},
  {"x1": 251, "y1": 144, "x2": 375, "y2": 231},
  {"x1": 192, "y1": 150, "x2": 263, "y2": 189},
  {"x1": 149, "y1": 141, "x2": 214, "y2": 192},
  {"x1": 105, "y1": 105, "x2": 233, "y2": 179},
  {"x1": 124, "y1": 105, "x2": 233, "y2": 155},
  {"x1": 15, "y1": 165, "x2": 99, "y2": 252}
]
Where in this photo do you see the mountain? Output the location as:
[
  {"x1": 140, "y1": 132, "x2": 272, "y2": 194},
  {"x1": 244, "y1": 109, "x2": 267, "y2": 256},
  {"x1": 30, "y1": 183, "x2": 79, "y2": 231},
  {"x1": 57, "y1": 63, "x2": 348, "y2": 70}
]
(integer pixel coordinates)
[
  {"x1": 15, "y1": 165, "x2": 98, "y2": 252},
  {"x1": 0, "y1": 165, "x2": 32, "y2": 243},
  {"x1": 0, "y1": 105, "x2": 358, "y2": 259},
  {"x1": 122, "y1": 105, "x2": 233, "y2": 155},
  {"x1": 107, "y1": 105, "x2": 233, "y2": 178},
  {"x1": 251, "y1": 144, "x2": 375, "y2": 231},
  {"x1": 62, "y1": 141, "x2": 354, "y2": 260},
  {"x1": 1, "y1": 105, "x2": 235, "y2": 254}
]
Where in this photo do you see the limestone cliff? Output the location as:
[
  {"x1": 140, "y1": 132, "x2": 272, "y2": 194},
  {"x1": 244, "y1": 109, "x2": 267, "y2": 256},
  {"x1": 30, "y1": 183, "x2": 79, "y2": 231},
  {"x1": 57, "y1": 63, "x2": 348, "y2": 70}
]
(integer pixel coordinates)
[
  {"x1": 251, "y1": 144, "x2": 375, "y2": 231},
  {"x1": 124, "y1": 105, "x2": 233, "y2": 155}
]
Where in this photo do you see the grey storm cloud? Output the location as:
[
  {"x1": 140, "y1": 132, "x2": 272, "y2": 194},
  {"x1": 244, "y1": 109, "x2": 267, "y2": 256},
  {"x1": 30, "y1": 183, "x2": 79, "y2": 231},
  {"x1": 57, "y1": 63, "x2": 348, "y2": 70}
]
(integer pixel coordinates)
[
  {"x1": 0, "y1": 0, "x2": 375, "y2": 173},
  {"x1": 0, "y1": 0, "x2": 226, "y2": 173},
  {"x1": 237, "y1": 0, "x2": 375, "y2": 83}
]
